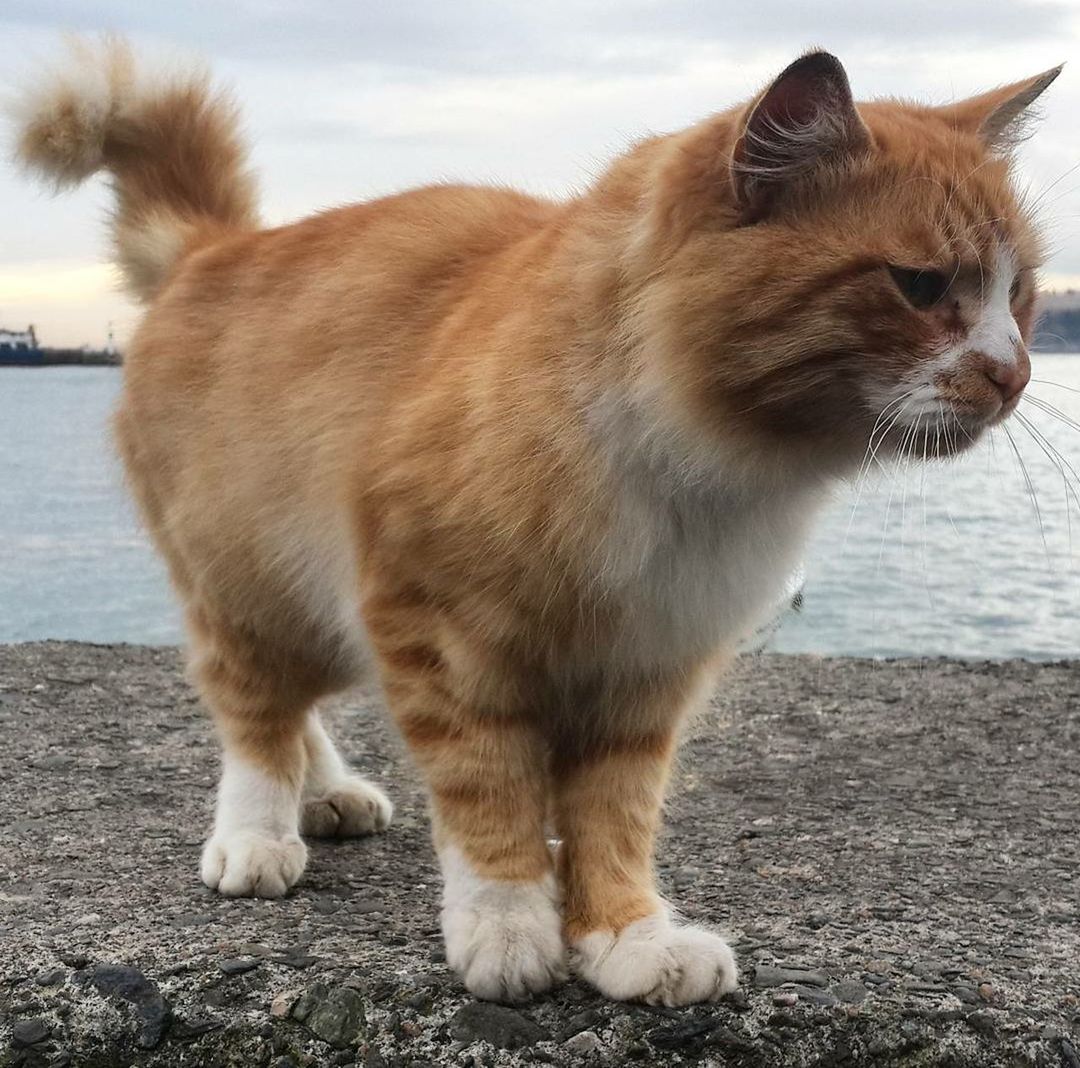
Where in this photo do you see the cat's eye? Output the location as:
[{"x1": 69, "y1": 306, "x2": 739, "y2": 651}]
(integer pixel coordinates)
[{"x1": 888, "y1": 266, "x2": 951, "y2": 310}]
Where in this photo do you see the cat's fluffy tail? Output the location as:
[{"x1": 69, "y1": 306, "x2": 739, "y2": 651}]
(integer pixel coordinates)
[{"x1": 11, "y1": 35, "x2": 259, "y2": 302}]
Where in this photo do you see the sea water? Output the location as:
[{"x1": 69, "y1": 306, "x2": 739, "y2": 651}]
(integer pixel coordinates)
[{"x1": 1, "y1": 360, "x2": 1078, "y2": 657}]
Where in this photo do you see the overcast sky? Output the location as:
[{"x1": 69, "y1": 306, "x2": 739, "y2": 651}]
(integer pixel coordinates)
[{"x1": 2, "y1": 0, "x2": 1079, "y2": 347}]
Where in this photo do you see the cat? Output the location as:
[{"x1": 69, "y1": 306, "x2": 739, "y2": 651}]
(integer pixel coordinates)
[{"x1": 13, "y1": 37, "x2": 1058, "y2": 1006}]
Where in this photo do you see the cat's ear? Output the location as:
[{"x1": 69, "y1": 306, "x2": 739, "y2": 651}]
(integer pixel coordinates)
[
  {"x1": 937, "y1": 66, "x2": 1063, "y2": 152},
  {"x1": 731, "y1": 51, "x2": 871, "y2": 222}
]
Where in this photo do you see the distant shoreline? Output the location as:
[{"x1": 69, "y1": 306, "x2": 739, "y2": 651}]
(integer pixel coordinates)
[{"x1": 0, "y1": 351, "x2": 120, "y2": 368}]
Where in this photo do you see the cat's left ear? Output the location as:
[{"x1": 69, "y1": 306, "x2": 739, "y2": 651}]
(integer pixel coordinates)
[
  {"x1": 731, "y1": 51, "x2": 872, "y2": 222},
  {"x1": 937, "y1": 66, "x2": 1064, "y2": 151}
]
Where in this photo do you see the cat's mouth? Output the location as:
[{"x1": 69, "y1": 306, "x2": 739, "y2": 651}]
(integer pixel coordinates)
[{"x1": 889, "y1": 397, "x2": 1018, "y2": 460}]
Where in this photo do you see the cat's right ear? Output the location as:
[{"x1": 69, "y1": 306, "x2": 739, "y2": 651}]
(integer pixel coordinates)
[{"x1": 731, "y1": 51, "x2": 871, "y2": 223}]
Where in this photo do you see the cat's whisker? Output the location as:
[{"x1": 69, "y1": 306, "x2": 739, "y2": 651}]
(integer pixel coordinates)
[
  {"x1": 843, "y1": 393, "x2": 917, "y2": 554},
  {"x1": 1028, "y1": 377, "x2": 1080, "y2": 395},
  {"x1": 1023, "y1": 394, "x2": 1080, "y2": 435},
  {"x1": 1002, "y1": 421, "x2": 1052, "y2": 569},
  {"x1": 1013, "y1": 411, "x2": 1080, "y2": 537}
]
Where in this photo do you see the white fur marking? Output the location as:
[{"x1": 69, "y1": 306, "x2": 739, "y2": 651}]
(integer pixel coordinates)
[
  {"x1": 573, "y1": 911, "x2": 738, "y2": 1006},
  {"x1": 200, "y1": 752, "x2": 306, "y2": 898},
  {"x1": 300, "y1": 714, "x2": 393, "y2": 837},
  {"x1": 440, "y1": 845, "x2": 566, "y2": 1002}
]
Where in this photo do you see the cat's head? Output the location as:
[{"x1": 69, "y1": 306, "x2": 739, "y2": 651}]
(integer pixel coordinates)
[{"x1": 623, "y1": 52, "x2": 1062, "y2": 474}]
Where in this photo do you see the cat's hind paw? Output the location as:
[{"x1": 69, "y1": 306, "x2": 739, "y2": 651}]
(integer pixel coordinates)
[
  {"x1": 200, "y1": 829, "x2": 307, "y2": 898},
  {"x1": 301, "y1": 777, "x2": 393, "y2": 838},
  {"x1": 572, "y1": 912, "x2": 738, "y2": 1006}
]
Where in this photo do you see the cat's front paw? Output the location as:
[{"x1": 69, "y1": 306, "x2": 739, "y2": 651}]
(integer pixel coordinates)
[
  {"x1": 572, "y1": 912, "x2": 738, "y2": 1006},
  {"x1": 442, "y1": 857, "x2": 566, "y2": 1002},
  {"x1": 301, "y1": 777, "x2": 393, "y2": 838},
  {"x1": 200, "y1": 829, "x2": 307, "y2": 898}
]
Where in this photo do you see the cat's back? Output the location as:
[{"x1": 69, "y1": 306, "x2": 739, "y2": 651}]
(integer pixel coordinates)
[
  {"x1": 122, "y1": 180, "x2": 562, "y2": 437},
  {"x1": 147, "y1": 182, "x2": 560, "y2": 352}
]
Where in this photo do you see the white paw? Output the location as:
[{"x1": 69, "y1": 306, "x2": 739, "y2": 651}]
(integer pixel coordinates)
[
  {"x1": 301, "y1": 777, "x2": 393, "y2": 838},
  {"x1": 441, "y1": 848, "x2": 566, "y2": 1002},
  {"x1": 573, "y1": 912, "x2": 738, "y2": 1006},
  {"x1": 200, "y1": 829, "x2": 307, "y2": 898}
]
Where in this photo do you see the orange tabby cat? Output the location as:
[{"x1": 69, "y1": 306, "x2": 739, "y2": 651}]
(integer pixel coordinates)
[{"x1": 14, "y1": 38, "x2": 1058, "y2": 1005}]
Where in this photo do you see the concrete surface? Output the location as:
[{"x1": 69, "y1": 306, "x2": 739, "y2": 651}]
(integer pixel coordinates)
[{"x1": 1, "y1": 642, "x2": 1078, "y2": 1067}]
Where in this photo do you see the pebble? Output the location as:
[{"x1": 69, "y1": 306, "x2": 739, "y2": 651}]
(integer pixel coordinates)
[
  {"x1": 219, "y1": 958, "x2": 261, "y2": 976},
  {"x1": 274, "y1": 946, "x2": 320, "y2": 969},
  {"x1": 554, "y1": 1009, "x2": 605, "y2": 1042},
  {"x1": 562, "y1": 1030, "x2": 603, "y2": 1055},
  {"x1": 291, "y1": 983, "x2": 367, "y2": 1049},
  {"x1": 34, "y1": 967, "x2": 65, "y2": 987},
  {"x1": 831, "y1": 979, "x2": 868, "y2": 1004},
  {"x1": 790, "y1": 983, "x2": 839, "y2": 1007},
  {"x1": 88, "y1": 964, "x2": 172, "y2": 1050},
  {"x1": 448, "y1": 1002, "x2": 549, "y2": 1050},
  {"x1": 773, "y1": 992, "x2": 799, "y2": 1007},
  {"x1": 646, "y1": 1018, "x2": 718, "y2": 1052},
  {"x1": 12, "y1": 1018, "x2": 50, "y2": 1048},
  {"x1": 753, "y1": 965, "x2": 830, "y2": 988}
]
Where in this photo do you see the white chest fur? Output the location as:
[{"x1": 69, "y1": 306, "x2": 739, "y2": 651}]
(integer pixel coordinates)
[{"x1": 600, "y1": 457, "x2": 826, "y2": 669}]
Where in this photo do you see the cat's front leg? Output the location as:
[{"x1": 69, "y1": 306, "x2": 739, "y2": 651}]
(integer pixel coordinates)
[
  {"x1": 379, "y1": 648, "x2": 566, "y2": 1003},
  {"x1": 554, "y1": 724, "x2": 739, "y2": 1006}
]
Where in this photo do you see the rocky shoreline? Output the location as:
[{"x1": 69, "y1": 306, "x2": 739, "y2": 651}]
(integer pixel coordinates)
[{"x1": 1, "y1": 643, "x2": 1078, "y2": 1067}]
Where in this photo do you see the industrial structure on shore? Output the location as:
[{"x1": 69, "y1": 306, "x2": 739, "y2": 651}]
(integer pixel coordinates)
[{"x1": 0, "y1": 324, "x2": 120, "y2": 366}]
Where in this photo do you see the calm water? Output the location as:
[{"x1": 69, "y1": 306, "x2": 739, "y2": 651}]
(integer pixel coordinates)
[{"x1": 1, "y1": 362, "x2": 1078, "y2": 657}]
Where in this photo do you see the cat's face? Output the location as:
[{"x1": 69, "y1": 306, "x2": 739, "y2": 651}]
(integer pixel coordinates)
[{"x1": 631, "y1": 53, "x2": 1059, "y2": 474}]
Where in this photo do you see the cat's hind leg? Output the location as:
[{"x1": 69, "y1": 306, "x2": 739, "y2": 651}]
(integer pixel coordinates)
[
  {"x1": 300, "y1": 712, "x2": 393, "y2": 838},
  {"x1": 192, "y1": 623, "x2": 322, "y2": 899}
]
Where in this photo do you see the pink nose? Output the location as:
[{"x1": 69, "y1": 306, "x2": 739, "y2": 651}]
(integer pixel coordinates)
[{"x1": 984, "y1": 350, "x2": 1031, "y2": 405}]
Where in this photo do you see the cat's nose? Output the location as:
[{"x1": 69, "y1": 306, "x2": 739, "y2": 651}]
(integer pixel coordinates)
[{"x1": 981, "y1": 348, "x2": 1030, "y2": 405}]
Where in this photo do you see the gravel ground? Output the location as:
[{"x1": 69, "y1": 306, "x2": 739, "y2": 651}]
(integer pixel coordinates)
[{"x1": 1, "y1": 642, "x2": 1078, "y2": 1068}]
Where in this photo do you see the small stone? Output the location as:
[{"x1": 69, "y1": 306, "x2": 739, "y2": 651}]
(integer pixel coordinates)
[
  {"x1": 274, "y1": 946, "x2": 320, "y2": 969},
  {"x1": 977, "y1": 982, "x2": 996, "y2": 1002},
  {"x1": 34, "y1": 967, "x2": 65, "y2": 987},
  {"x1": 953, "y1": 984, "x2": 981, "y2": 1005},
  {"x1": 363, "y1": 1051, "x2": 388, "y2": 1068},
  {"x1": 563, "y1": 1030, "x2": 603, "y2": 1055},
  {"x1": 754, "y1": 965, "x2": 830, "y2": 988},
  {"x1": 647, "y1": 1018, "x2": 718, "y2": 1052},
  {"x1": 965, "y1": 1011, "x2": 997, "y2": 1037},
  {"x1": 12, "y1": 1019, "x2": 50, "y2": 1048},
  {"x1": 789, "y1": 983, "x2": 838, "y2": 1007},
  {"x1": 271, "y1": 990, "x2": 299, "y2": 1017},
  {"x1": 89, "y1": 964, "x2": 172, "y2": 1049},
  {"x1": 555, "y1": 1009, "x2": 605, "y2": 1042},
  {"x1": 292, "y1": 983, "x2": 367, "y2": 1049},
  {"x1": 832, "y1": 979, "x2": 868, "y2": 1005},
  {"x1": 773, "y1": 992, "x2": 799, "y2": 1007},
  {"x1": 448, "y1": 1003, "x2": 549, "y2": 1050},
  {"x1": 58, "y1": 951, "x2": 88, "y2": 969},
  {"x1": 171, "y1": 1018, "x2": 222, "y2": 1043},
  {"x1": 219, "y1": 958, "x2": 260, "y2": 976}
]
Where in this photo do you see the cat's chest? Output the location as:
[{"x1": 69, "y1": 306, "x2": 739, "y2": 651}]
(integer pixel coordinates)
[{"x1": 602, "y1": 482, "x2": 820, "y2": 667}]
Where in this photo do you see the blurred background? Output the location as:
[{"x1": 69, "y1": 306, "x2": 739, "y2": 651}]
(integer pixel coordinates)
[{"x1": 2, "y1": 1, "x2": 1079, "y2": 657}]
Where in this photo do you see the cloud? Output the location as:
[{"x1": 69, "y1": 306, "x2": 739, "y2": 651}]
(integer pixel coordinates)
[
  {"x1": 3, "y1": 0, "x2": 1072, "y2": 76},
  {"x1": 2, "y1": 0, "x2": 1079, "y2": 348}
]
